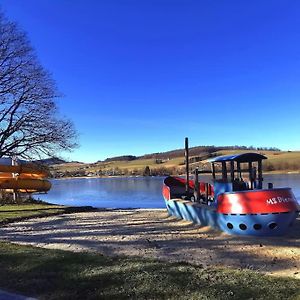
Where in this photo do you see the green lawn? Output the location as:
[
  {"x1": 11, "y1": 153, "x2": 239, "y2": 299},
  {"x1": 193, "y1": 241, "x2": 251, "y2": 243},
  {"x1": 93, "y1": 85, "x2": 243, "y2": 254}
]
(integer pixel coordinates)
[
  {"x1": 0, "y1": 242, "x2": 298, "y2": 300},
  {"x1": 0, "y1": 204, "x2": 93, "y2": 224}
]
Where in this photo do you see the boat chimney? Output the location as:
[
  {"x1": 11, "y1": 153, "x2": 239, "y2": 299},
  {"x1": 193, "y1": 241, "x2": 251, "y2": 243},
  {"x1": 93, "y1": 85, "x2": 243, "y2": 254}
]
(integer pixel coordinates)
[
  {"x1": 194, "y1": 167, "x2": 200, "y2": 202},
  {"x1": 185, "y1": 137, "x2": 189, "y2": 195}
]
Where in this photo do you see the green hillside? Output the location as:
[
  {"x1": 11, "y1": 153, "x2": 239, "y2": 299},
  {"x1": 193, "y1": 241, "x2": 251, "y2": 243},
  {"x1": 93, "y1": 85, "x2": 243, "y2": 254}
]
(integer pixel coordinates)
[{"x1": 50, "y1": 147, "x2": 300, "y2": 178}]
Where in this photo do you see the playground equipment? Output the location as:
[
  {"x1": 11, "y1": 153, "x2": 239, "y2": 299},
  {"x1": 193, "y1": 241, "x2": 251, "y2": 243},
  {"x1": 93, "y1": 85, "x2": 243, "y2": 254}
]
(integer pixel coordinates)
[{"x1": 162, "y1": 138, "x2": 300, "y2": 236}]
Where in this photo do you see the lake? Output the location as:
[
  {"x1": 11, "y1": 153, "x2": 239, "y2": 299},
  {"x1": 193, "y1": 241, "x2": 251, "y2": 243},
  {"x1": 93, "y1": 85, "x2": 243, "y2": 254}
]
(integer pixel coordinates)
[{"x1": 38, "y1": 174, "x2": 300, "y2": 208}]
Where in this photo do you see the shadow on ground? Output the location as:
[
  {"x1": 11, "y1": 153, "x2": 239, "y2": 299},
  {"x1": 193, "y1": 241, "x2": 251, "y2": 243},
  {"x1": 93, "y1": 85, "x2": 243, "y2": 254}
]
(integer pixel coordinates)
[{"x1": 0, "y1": 209, "x2": 299, "y2": 278}]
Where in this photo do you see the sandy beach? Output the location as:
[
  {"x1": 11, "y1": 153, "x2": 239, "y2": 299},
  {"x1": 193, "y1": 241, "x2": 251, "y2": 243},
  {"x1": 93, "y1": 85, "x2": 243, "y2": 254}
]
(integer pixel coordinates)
[{"x1": 0, "y1": 209, "x2": 299, "y2": 279}]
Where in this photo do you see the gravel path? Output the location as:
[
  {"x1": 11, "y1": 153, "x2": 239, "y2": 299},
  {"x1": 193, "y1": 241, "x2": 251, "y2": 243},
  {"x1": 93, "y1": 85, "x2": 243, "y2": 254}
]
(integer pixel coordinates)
[{"x1": 0, "y1": 209, "x2": 299, "y2": 278}]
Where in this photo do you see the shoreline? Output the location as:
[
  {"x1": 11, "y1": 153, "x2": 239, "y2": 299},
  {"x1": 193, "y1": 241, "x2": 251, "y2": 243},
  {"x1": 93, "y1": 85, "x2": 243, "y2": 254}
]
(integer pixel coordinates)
[{"x1": 51, "y1": 170, "x2": 300, "y2": 180}]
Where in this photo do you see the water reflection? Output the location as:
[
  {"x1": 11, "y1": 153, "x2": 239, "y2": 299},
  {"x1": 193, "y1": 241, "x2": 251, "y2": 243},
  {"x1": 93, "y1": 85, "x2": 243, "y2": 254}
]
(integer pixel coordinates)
[
  {"x1": 264, "y1": 174, "x2": 300, "y2": 200},
  {"x1": 39, "y1": 174, "x2": 300, "y2": 208},
  {"x1": 39, "y1": 177, "x2": 165, "y2": 208}
]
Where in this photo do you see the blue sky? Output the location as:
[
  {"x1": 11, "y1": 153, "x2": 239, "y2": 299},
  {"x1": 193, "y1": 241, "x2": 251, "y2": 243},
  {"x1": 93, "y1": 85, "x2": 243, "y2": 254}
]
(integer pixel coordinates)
[{"x1": 1, "y1": 1, "x2": 300, "y2": 162}]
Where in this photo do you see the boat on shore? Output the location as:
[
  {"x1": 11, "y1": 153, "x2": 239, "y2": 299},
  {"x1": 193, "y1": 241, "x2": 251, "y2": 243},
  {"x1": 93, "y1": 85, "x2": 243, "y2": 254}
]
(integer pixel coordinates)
[{"x1": 162, "y1": 139, "x2": 300, "y2": 236}]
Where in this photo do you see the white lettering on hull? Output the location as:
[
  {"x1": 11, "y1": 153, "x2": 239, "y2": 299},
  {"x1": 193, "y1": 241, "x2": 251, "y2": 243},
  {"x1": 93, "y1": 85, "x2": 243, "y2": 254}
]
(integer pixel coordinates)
[{"x1": 266, "y1": 197, "x2": 294, "y2": 205}]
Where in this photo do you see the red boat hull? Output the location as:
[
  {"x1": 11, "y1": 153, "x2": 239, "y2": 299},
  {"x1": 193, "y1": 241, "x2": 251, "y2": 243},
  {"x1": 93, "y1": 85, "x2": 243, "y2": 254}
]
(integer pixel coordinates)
[{"x1": 217, "y1": 188, "x2": 299, "y2": 214}]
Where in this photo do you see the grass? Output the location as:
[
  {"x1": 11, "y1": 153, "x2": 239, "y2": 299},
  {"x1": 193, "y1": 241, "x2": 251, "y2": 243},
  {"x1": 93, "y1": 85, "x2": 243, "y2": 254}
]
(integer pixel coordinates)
[
  {"x1": 0, "y1": 203, "x2": 94, "y2": 224},
  {"x1": 0, "y1": 242, "x2": 298, "y2": 300}
]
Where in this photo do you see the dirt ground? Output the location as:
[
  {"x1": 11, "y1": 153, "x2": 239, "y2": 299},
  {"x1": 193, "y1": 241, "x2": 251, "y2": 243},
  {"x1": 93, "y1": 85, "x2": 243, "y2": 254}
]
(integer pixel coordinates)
[{"x1": 0, "y1": 209, "x2": 299, "y2": 278}]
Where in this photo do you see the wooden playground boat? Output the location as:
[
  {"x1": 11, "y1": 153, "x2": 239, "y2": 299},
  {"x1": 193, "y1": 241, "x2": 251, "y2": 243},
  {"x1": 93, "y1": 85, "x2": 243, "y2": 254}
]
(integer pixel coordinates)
[{"x1": 162, "y1": 140, "x2": 300, "y2": 236}]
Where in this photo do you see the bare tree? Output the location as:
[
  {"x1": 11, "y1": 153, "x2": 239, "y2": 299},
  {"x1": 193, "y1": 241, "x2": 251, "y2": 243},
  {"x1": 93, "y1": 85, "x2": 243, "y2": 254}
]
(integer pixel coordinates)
[{"x1": 0, "y1": 12, "x2": 77, "y2": 159}]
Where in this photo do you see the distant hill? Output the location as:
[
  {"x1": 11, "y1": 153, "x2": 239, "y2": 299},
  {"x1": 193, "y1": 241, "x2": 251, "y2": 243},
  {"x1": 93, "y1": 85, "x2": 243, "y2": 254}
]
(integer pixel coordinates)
[
  {"x1": 136, "y1": 145, "x2": 280, "y2": 161},
  {"x1": 50, "y1": 145, "x2": 288, "y2": 178},
  {"x1": 35, "y1": 158, "x2": 67, "y2": 165},
  {"x1": 103, "y1": 155, "x2": 137, "y2": 162},
  {"x1": 139, "y1": 146, "x2": 223, "y2": 160},
  {"x1": 99, "y1": 145, "x2": 280, "y2": 163}
]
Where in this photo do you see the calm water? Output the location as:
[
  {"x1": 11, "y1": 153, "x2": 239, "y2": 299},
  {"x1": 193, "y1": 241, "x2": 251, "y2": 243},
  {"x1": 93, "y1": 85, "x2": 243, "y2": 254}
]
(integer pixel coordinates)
[{"x1": 38, "y1": 174, "x2": 300, "y2": 208}]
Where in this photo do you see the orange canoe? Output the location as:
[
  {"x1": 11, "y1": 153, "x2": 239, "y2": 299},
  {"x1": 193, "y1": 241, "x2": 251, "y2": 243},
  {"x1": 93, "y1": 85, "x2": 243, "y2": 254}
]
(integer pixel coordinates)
[
  {"x1": 0, "y1": 178, "x2": 51, "y2": 192},
  {"x1": 0, "y1": 163, "x2": 51, "y2": 193}
]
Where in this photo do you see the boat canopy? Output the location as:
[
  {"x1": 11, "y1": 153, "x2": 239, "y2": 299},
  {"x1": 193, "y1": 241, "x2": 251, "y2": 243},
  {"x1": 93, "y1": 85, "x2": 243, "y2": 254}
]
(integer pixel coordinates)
[{"x1": 209, "y1": 153, "x2": 267, "y2": 163}]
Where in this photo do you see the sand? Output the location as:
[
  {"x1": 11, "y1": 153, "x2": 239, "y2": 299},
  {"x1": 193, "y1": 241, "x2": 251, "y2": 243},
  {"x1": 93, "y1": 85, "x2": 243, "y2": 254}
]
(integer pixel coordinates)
[{"x1": 0, "y1": 209, "x2": 299, "y2": 278}]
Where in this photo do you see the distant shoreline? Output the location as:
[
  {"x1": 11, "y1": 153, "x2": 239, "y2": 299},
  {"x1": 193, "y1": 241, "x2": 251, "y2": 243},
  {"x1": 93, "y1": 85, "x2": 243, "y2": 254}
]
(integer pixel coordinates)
[
  {"x1": 50, "y1": 149, "x2": 300, "y2": 180},
  {"x1": 51, "y1": 170, "x2": 300, "y2": 180}
]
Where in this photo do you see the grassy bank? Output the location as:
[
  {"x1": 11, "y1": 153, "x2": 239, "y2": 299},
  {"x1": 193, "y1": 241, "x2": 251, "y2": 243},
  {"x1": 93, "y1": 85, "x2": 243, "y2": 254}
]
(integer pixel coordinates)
[
  {"x1": 0, "y1": 203, "x2": 94, "y2": 224},
  {"x1": 0, "y1": 242, "x2": 298, "y2": 300}
]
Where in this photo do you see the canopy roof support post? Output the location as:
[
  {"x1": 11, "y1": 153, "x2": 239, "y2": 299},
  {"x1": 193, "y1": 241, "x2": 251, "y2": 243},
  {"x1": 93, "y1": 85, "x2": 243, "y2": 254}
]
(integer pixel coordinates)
[
  {"x1": 237, "y1": 162, "x2": 241, "y2": 178},
  {"x1": 230, "y1": 161, "x2": 235, "y2": 182},
  {"x1": 221, "y1": 162, "x2": 227, "y2": 180},
  {"x1": 258, "y1": 160, "x2": 263, "y2": 189},
  {"x1": 211, "y1": 163, "x2": 216, "y2": 179},
  {"x1": 248, "y1": 161, "x2": 253, "y2": 189}
]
